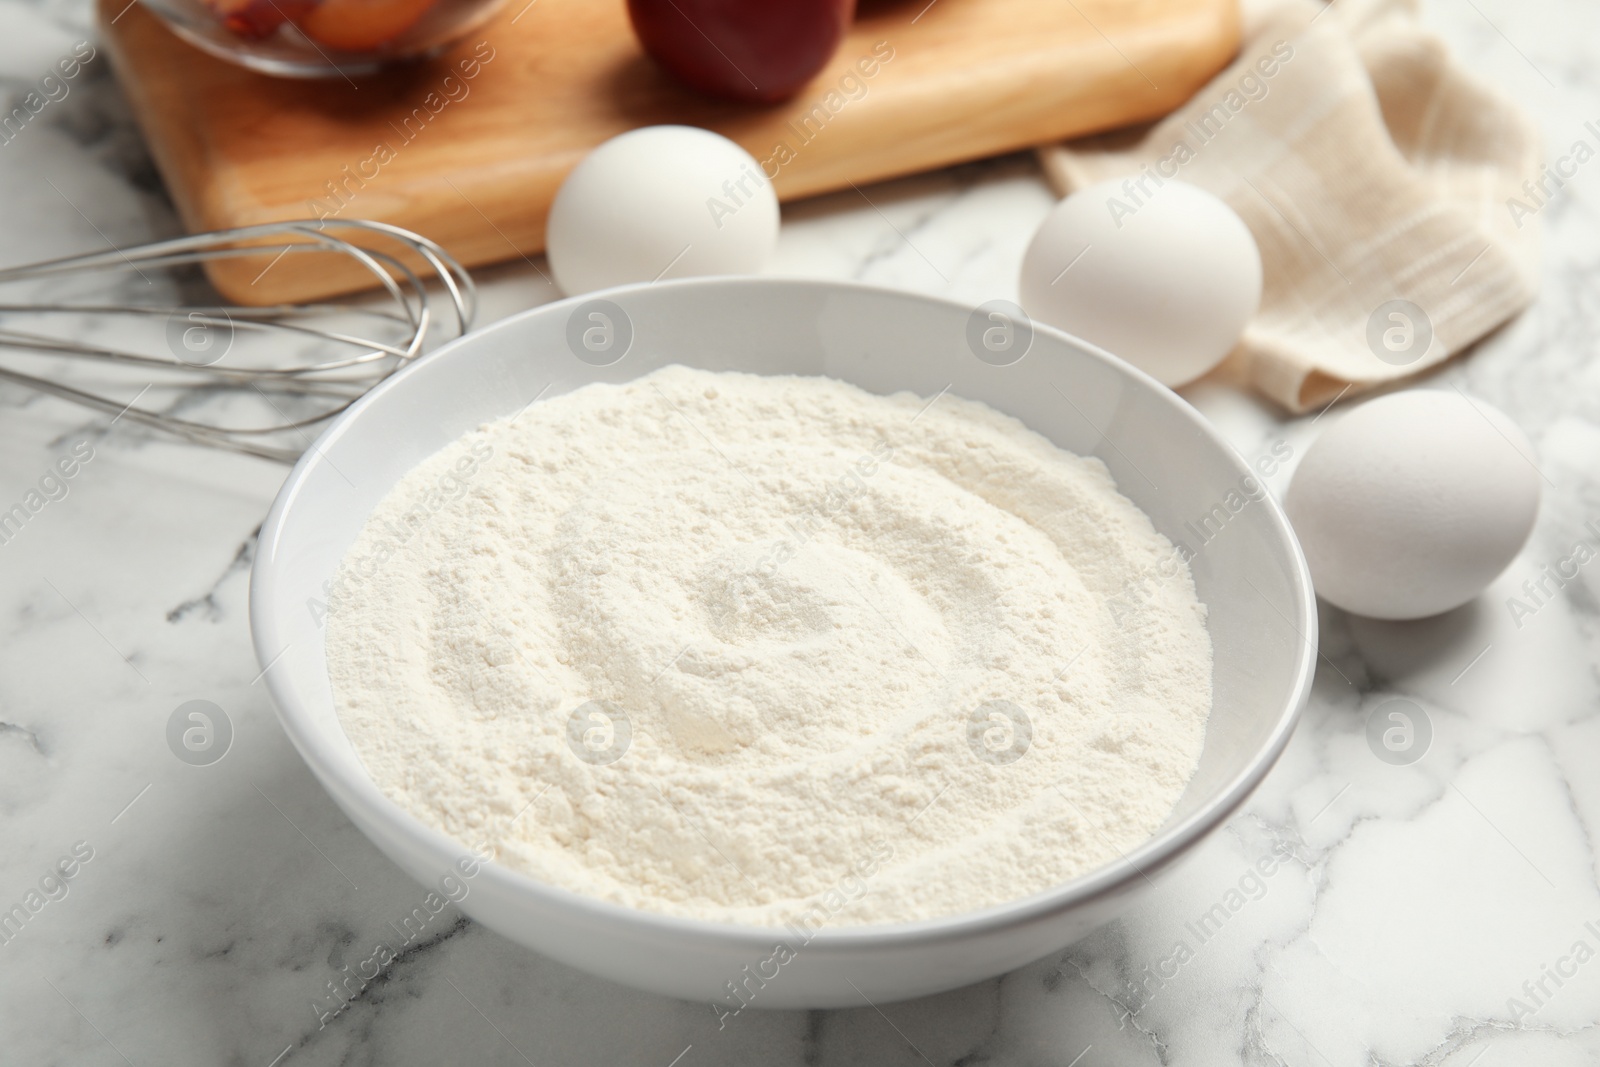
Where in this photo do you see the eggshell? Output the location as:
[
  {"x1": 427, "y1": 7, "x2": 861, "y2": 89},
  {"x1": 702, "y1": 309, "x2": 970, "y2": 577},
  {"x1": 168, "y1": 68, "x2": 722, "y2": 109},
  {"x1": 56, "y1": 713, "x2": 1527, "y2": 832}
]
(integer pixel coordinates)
[
  {"x1": 546, "y1": 126, "x2": 780, "y2": 296},
  {"x1": 1284, "y1": 390, "x2": 1541, "y2": 620},
  {"x1": 1019, "y1": 179, "x2": 1261, "y2": 387}
]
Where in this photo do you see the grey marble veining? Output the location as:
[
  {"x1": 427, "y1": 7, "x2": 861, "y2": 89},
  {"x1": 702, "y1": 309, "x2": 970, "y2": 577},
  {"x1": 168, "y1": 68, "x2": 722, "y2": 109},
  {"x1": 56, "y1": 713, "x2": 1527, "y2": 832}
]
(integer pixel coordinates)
[{"x1": 2, "y1": 0, "x2": 1599, "y2": 1064}]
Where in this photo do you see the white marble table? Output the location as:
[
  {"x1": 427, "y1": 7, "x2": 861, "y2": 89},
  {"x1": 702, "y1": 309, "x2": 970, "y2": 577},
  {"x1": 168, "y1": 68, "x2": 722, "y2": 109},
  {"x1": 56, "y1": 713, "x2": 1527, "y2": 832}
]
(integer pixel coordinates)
[{"x1": 3, "y1": 1, "x2": 1598, "y2": 1064}]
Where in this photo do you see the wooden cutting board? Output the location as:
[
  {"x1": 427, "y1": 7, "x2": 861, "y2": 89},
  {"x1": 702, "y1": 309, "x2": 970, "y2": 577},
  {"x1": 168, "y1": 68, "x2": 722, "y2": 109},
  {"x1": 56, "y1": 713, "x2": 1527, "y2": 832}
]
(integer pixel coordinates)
[{"x1": 100, "y1": 0, "x2": 1239, "y2": 305}]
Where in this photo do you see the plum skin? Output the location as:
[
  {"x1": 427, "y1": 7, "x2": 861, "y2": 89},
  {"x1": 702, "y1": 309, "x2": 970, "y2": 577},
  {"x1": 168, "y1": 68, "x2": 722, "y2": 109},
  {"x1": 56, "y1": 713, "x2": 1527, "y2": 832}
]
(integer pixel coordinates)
[{"x1": 626, "y1": 0, "x2": 857, "y2": 104}]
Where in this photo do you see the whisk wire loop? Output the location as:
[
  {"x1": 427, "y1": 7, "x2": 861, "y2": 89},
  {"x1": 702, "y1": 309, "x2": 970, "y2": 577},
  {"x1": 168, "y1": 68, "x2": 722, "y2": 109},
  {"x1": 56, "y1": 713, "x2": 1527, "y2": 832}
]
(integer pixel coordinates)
[{"x1": 0, "y1": 219, "x2": 477, "y2": 464}]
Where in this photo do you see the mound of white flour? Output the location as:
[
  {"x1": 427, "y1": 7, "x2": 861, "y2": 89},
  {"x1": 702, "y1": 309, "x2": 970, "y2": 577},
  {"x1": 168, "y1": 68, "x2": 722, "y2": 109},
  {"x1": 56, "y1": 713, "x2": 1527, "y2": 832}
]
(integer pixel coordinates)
[{"x1": 326, "y1": 365, "x2": 1212, "y2": 926}]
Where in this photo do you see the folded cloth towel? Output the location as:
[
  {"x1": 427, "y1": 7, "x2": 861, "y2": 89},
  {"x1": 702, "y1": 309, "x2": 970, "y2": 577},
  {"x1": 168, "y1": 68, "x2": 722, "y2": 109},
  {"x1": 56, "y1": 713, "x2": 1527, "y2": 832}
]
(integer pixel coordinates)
[{"x1": 1037, "y1": 0, "x2": 1541, "y2": 412}]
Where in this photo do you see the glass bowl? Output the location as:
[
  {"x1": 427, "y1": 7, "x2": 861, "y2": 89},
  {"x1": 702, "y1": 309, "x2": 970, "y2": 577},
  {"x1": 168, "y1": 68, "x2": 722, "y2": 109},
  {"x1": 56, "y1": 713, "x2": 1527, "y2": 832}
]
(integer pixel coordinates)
[{"x1": 139, "y1": 0, "x2": 507, "y2": 77}]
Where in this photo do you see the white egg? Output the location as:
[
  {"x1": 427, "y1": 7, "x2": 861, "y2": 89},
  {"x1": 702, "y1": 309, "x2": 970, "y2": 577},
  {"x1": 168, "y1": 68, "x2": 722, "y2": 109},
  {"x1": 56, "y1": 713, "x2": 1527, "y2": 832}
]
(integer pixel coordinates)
[
  {"x1": 1019, "y1": 179, "x2": 1261, "y2": 387},
  {"x1": 1284, "y1": 390, "x2": 1540, "y2": 620},
  {"x1": 546, "y1": 126, "x2": 780, "y2": 296}
]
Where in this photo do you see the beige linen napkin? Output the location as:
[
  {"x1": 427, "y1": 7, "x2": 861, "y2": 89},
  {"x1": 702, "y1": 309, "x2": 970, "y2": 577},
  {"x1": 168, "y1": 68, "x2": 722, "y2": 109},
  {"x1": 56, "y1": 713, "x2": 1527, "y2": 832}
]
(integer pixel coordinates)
[{"x1": 1037, "y1": 0, "x2": 1541, "y2": 412}]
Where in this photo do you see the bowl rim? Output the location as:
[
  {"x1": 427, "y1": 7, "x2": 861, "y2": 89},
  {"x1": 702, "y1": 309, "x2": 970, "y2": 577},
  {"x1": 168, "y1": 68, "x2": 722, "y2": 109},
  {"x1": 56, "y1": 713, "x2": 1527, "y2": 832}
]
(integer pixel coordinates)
[{"x1": 250, "y1": 275, "x2": 1317, "y2": 951}]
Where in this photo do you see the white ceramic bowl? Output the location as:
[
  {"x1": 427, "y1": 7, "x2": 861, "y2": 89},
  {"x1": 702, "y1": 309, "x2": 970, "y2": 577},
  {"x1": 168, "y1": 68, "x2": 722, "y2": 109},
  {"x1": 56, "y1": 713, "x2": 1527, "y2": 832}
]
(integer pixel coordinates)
[{"x1": 250, "y1": 277, "x2": 1315, "y2": 1008}]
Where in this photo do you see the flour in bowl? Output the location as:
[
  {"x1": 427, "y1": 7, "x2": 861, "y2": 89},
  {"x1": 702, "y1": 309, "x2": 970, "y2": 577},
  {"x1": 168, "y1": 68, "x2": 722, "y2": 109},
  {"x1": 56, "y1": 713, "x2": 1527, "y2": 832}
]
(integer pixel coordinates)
[{"x1": 325, "y1": 365, "x2": 1212, "y2": 925}]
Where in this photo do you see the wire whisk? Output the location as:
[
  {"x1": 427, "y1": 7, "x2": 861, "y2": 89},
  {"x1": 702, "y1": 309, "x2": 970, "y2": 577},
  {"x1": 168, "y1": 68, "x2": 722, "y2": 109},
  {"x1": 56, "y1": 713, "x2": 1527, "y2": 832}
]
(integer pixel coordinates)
[{"x1": 0, "y1": 219, "x2": 476, "y2": 463}]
